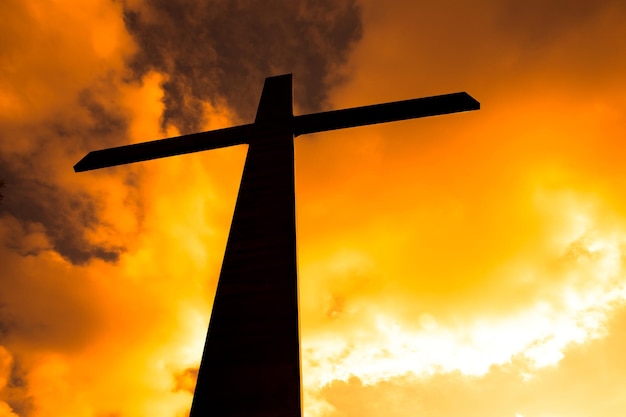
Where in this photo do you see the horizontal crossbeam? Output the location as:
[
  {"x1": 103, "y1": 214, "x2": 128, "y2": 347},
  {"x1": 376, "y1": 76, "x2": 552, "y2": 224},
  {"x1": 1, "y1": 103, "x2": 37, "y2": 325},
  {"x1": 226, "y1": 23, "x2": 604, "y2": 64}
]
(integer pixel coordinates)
[
  {"x1": 293, "y1": 92, "x2": 479, "y2": 136},
  {"x1": 74, "y1": 124, "x2": 253, "y2": 172},
  {"x1": 74, "y1": 92, "x2": 479, "y2": 172}
]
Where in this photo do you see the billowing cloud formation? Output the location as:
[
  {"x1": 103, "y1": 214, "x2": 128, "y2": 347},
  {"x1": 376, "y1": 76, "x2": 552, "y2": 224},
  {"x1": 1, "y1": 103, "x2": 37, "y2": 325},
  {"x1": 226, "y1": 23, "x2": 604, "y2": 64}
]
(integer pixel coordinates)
[
  {"x1": 0, "y1": 0, "x2": 134, "y2": 265},
  {"x1": 321, "y1": 308, "x2": 626, "y2": 417},
  {"x1": 2, "y1": 0, "x2": 626, "y2": 416},
  {"x1": 292, "y1": 0, "x2": 626, "y2": 414},
  {"x1": 0, "y1": 0, "x2": 362, "y2": 416},
  {"x1": 123, "y1": 0, "x2": 362, "y2": 132}
]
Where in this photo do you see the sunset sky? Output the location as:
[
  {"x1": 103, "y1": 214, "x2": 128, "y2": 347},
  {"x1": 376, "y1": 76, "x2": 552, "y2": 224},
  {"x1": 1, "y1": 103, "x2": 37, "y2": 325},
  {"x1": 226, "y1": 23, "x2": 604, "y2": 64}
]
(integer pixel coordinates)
[{"x1": 2, "y1": 1, "x2": 626, "y2": 416}]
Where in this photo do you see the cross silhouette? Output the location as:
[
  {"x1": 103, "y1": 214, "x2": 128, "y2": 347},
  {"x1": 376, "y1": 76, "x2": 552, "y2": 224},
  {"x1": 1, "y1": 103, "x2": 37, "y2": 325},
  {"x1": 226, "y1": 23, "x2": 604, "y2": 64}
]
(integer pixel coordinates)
[{"x1": 75, "y1": 74, "x2": 479, "y2": 417}]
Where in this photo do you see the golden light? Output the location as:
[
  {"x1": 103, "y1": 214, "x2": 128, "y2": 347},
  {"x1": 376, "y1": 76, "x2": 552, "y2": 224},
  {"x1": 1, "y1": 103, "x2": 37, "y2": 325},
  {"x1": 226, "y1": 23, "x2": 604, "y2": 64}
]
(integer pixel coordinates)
[{"x1": 2, "y1": 0, "x2": 626, "y2": 416}]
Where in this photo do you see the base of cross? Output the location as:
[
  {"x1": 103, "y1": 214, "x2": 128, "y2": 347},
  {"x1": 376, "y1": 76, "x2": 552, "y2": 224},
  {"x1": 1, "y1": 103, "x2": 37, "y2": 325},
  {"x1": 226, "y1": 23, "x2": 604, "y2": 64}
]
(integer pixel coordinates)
[{"x1": 74, "y1": 74, "x2": 479, "y2": 417}]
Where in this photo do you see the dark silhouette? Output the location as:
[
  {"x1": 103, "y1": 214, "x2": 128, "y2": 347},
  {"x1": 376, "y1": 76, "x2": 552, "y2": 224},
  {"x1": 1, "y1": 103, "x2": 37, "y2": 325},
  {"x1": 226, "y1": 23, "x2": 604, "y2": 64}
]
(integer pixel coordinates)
[
  {"x1": 75, "y1": 74, "x2": 479, "y2": 417},
  {"x1": 0, "y1": 179, "x2": 4, "y2": 205}
]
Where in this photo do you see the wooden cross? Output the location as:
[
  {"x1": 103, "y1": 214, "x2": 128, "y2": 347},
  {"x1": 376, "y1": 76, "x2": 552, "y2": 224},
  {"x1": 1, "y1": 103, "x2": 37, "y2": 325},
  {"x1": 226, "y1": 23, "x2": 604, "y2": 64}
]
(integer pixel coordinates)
[{"x1": 75, "y1": 74, "x2": 479, "y2": 417}]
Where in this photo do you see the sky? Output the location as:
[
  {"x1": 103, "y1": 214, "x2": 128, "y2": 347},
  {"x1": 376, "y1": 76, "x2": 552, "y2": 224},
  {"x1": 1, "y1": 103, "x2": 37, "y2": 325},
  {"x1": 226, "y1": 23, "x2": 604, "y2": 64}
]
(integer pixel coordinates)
[{"x1": 1, "y1": 0, "x2": 626, "y2": 416}]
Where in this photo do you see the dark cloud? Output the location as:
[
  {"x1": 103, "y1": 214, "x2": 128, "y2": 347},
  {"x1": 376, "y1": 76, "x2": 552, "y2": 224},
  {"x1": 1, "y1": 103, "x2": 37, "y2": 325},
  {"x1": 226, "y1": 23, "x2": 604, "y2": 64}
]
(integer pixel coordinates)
[
  {"x1": 0, "y1": 355, "x2": 34, "y2": 417},
  {"x1": 76, "y1": 85, "x2": 131, "y2": 149},
  {"x1": 123, "y1": 0, "x2": 362, "y2": 133},
  {"x1": 0, "y1": 81, "x2": 133, "y2": 265},
  {"x1": 0, "y1": 163, "x2": 122, "y2": 265}
]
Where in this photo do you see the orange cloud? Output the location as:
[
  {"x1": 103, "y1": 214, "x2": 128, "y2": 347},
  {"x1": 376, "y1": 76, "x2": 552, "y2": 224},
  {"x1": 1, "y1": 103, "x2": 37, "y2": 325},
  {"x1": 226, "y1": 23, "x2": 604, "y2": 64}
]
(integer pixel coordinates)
[
  {"x1": 294, "y1": 1, "x2": 626, "y2": 415},
  {"x1": 2, "y1": 0, "x2": 626, "y2": 416}
]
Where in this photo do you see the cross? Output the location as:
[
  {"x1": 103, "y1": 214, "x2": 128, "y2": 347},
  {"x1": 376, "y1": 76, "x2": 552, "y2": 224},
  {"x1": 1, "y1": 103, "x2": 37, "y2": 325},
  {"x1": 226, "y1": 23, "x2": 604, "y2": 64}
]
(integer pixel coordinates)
[{"x1": 75, "y1": 74, "x2": 479, "y2": 417}]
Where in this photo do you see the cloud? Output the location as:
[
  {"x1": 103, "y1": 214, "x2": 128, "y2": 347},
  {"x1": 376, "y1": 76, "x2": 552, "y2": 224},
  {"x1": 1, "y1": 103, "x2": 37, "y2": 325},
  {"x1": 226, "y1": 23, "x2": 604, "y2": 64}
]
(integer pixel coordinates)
[
  {"x1": 0, "y1": 0, "x2": 363, "y2": 413},
  {"x1": 0, "y1": 177, "x2": 123, "y2": 264},
  {"x1": 0, "y1": 352, "x2": 32, "y2": 417},
  {"x1": 2, "y1": 0, "x2": 626, "y2": 416},
  {"x1": 123, "y1": 0, "x2": 362, "y2": 132},
  {"x1": 318, "y1": 305, "x2": 626, "y2": 417},
  {"x1": 295, "y1": 0, "x2": 626, "y2": 323},
  {"x1": 293, "y1": 2, "x2": 626, "y2": 414},
  {"x1": 0, "y1": 0, "x2": 136, "y2": 265}
]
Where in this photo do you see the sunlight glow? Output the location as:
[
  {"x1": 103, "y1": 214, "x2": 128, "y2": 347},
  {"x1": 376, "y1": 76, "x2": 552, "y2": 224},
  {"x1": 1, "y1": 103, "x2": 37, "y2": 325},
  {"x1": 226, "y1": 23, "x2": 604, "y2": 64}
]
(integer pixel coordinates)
[
  {"x1": 302, "y1": 189, "x2": 626, "y2": 408},
  {"x1": 4, "y1": 2, "x2": 626, "y2": 415}
]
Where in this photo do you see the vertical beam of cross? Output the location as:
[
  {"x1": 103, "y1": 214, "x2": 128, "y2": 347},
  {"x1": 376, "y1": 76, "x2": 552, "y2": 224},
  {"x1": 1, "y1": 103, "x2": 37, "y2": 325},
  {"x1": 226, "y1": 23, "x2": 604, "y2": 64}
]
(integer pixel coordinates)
[
  {"x1": 74, "y1": 74, "x2": 479, "y2": 417},
  {"x1": 189, "y1": 75, "x2": 301, "y2": 417}
]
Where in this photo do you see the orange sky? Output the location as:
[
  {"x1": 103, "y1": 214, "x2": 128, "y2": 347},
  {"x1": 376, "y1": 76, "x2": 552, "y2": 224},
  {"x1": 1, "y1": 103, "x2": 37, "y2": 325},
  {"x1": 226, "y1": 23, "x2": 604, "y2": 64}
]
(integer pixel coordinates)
[{"x1": 1, "y1": 1, "x2": 626, "y2": 416}]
